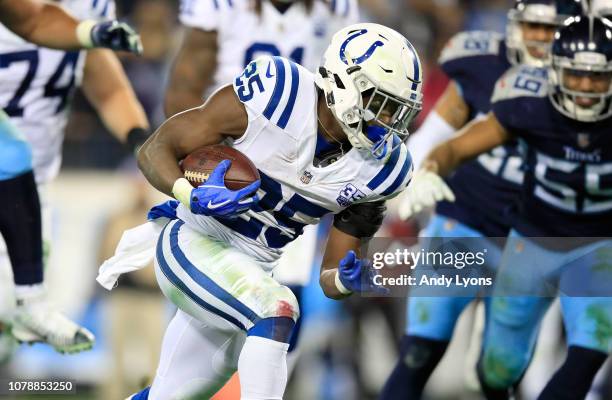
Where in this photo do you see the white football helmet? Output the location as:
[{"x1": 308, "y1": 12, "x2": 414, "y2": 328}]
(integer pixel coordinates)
[
  {"x1": 592, "y1": 0, "x2": 612, "y2": 18},
  {"x1": 506, "y1": 0, "x2": 585, "y2": 67},
  {"x1": 315, "y1": 23, "x2": 423, "y2": 160}
]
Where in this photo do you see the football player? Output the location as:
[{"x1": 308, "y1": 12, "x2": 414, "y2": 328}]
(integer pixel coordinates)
[
  {"x1": 0, "y1": 0, "x2": 142, "y2": 354},
  {"x1": 166, "y1": 0, "x2": 358, "y2": 379},
  {"x1": 402, "y1": 15, "x2": 612, "y2": 400},
  {"x1": 127, "y1": 23, "x2": 421, "y2": 399},
  {"x1": 381, "y1": 1, "x2": 582, "y2": 399}
]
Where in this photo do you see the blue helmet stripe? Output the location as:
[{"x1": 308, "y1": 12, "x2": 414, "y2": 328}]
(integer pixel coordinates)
[
  {"x1": 406, "y1": 40, "x2": 420, "y2": 91},
  {"x1": 170, "y1": 221, "x2": 260, "y2": 324},
  {"x1": 156, "y1": 222, "x2": 247, "y2": 331},
  {"x1": 381, "y1": 152, "x2": 413, "y2": 196},
  {"x1": 263, "y1": 57, "x2": 286, "y2": 121},
  {"x1": 277, "y1": 61, "x2": 300, "y2": 129},
  {"x1": 343, "y1": 0, "x2": 350, "y2": 17},
  {"x1": 367, "y1": 144, "x2": 402, "y2": 191}
]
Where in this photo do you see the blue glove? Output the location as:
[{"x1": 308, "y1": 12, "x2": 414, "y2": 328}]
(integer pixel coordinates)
[
  {"x1": 190, "y1": 159, "x2": 260, "y2": 217},
  {"x1": 90, "y1": 21, "x2": 143, "y2": 54},
  {"x1": 337, "y1": 250, "x2": 389, "y2": 294}
]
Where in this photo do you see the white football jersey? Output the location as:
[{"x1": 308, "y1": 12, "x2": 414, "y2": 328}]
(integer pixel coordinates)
[
  {"x1": 0, "y1": 0, "x2": 115, "y2": 184},
  {"x1": 178, "y1": 56, "x2": 413, "y2": 267},
  {"x1": 179, "y1": 0, "x2": 358, "y2": 95}
]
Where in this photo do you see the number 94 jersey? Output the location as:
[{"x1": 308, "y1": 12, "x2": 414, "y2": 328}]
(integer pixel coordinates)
[
  {"x1": 179, "y1": 0, "x2": 358, "y2": 94},
  {"x1": 0, "y1": 0, "x2": 115, "y2": 184},
  {"x1": 491, "y1": 65, "x2": 612, "y2": 237},
  {"x1": 177, "y1": 56, "x2": 413, "y2": 266}
]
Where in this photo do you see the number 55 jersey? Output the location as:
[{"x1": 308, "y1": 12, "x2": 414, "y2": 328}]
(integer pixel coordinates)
[
  {"x1": 0, "y1": 0, "x2": 114, "y2": 184},
  {"x1": 491, "y1": 65, "x2": 612, "y2": 237}
]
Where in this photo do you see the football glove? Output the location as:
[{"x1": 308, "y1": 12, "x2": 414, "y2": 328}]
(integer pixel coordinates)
[
  {"x1": 398, "y1": 169, "x2": 455, "y2": 220},
  {"x1": 77, "y1": 20, "x2": 143, "y2": 55},
  {"x1": 335, "y1": 250, "x2": 389, "y2": 295},
  {"x1": 174, "y1": 159, "x2": 260, "y2": 217}
]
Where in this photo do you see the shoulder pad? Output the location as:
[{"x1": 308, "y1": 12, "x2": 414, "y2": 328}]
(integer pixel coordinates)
[
  {"x1": 491, "y1": 65, "x2": 548, "y2": 104},
  {"x1": 439, "y1": 31, "x2": 504, "y2": 65},
  {"x1": 180, "y1": 0, "x2": 238, "y2": 30},
  {"x1": 233, "y1": 56, "x2": 310, "y2": 131}
]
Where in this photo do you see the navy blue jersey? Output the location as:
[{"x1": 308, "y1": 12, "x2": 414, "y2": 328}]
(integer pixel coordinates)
[
  {"x1": 491, "y1": 65, "x2": 612, "y2": 237},
  {"x1": 436, "y1": 31, "x2": 522, "y2": 237}
]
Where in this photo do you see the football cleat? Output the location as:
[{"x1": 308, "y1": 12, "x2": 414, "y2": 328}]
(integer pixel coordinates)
[{"x1": 11, "y1": 287, "x2": 94, "y2": 354}]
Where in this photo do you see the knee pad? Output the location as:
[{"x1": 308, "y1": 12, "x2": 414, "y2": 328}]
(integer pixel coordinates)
[
  {"x1": 260, "y1": 285, "x2": 300, "y2": 322},
  {"x1": 479, "y1": 347, "x2": 530, "y2": 389}
]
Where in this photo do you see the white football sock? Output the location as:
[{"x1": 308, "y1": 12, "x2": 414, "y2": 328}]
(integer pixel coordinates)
[{"x1": 238, "y1": 336, "x2": 289, "y2": 400}]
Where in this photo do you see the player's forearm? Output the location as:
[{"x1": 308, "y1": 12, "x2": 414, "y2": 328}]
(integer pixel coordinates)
[
  {"x1": 164, "y1": 29, "x2": 218, "y2": 116},
  {"x1": 319, "y1": 268, "x2": 349, "y2": 300},
  {"x1": 2, "y1": 1, "x2": 82, "y2": 50},
  {"x1": 422, "y1": 141, "x2": 461, "y2": 177},
  {"x1": 137, "y1": 136, "x2": 184, "y2": 197}
]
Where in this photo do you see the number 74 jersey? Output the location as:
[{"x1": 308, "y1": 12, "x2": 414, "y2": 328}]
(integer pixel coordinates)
[
  {"x1": 177, "y1": 56, "x2": 413, "y2": 266},
  {"x1": 0, "y1": 0, "x2": 115, "y2": 184}
]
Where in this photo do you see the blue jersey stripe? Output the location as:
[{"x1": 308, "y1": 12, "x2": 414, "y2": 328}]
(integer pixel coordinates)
[
  {"x1": 170, "y1": 221, "x2": 260, "y2": 324},
  {"x1": 381, "y1": 152, "x2": 412, "y2": 196},
  {"x1": 277, "y1": 62, "x2": 299, "y2": 129},
  {"x1": 263, "y1": 57, "x2": 286, "y2": 121},
  {"x1": 367, "y1": 145, "x2": 402, "y2": 191},
  {"x1": 212, "y1": 0, "x2": 219, "y2": 9},
  {"x1": 100, "y1": 0, "x2": 110, "y2": 18},
  {"x1": 156, "y1": 222, "x2": 246, "y2": 330},
  {"x1": 331, "y1": 0, "x2": 337, "y2": 13},
  {"x1": 92, "y1": 0, "x2": 99, "y2": 8},
  {"x1": 343, "y1": 0, "x2": 350, "y2": 17},
  {"x1": 227, "y1": 0, "x2": 233, "y2": 6}
]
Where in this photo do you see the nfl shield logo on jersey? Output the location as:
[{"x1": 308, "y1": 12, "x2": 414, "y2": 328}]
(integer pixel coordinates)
[
  {"x1": 300, "y1": 170, "x2": 313, "y2": 184},
  {"x1": 577, "y1": 133, "x2": 590, "y2": 149}
]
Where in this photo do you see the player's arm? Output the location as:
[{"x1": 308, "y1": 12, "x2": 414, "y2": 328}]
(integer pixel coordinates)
[
  {"x1": 81, "y1": 49, "x2": 150, "y2": 153},
  {"x1": 399, "y1": 112, "x2": 510, "y2": 219},
  {"x1": 165, "y1": 27, "x2": 218, "y2": 116},
  {"x1": 319, "y1": 201, "x2": 387, "y2": 299},
  {"x1": 425, "y1": 111, "x2": 509, "y2": 176},
  {"x1": 137, "y1": 85, "x2": 247, "y2": 198},
  {"x1": 0, "y1": 0, "x2": 141, "y2": 53},
  {"x1": 407, "y1": 80, "x2": 469, "y2": 168}
]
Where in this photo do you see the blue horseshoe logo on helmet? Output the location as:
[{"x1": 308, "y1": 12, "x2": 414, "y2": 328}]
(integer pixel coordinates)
[{"x1": 339, "y1": 29, "x2": 385, "y2": 65}]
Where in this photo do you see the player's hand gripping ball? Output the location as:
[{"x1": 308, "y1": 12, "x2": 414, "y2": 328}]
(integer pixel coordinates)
[{"x1": 180, "y1": 145, "x2": 261, "y2": 217}]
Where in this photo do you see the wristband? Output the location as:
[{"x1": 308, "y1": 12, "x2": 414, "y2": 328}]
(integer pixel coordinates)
[
  {"x1": 334, "y1": 270, "x2": 352, "y2": 295},
  {"x1": 172, "y1": 178, "x2": 193, "y2": 210},
  {"x1": 76, "y1": 20, "x2": 97, "y2": 48},
  {"x1": 126, "y1": 127, "x2": 149, "y2": 154}
]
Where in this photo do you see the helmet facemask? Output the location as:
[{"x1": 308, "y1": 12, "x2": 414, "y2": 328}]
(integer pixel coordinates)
[
  {"x1": 549, "y1": 59, "x2": 612, "y2": 122},
  {"x1": 316, "y1": 24, "x2": 424, "y2": 162},
  {"x1": 506, "y1": 3, "x2": 561, "y2": 67}
]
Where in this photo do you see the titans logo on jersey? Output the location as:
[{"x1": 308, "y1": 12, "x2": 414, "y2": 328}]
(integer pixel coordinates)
[
  {"x1": 491, "y1": 65, "x2": 612, "y2": 237},
  {"x1": 435, "y1": 31, "x2": 523, "y2": 237},
  {"x1": 179, "y1": 0, "x2": 358, "y2": 95},
  {"x1": 177, "y1": 56, "x2": 412, "y2": 266},
  {"x1": 0, "y1": 0, "x2": 115, "y2": 184}
]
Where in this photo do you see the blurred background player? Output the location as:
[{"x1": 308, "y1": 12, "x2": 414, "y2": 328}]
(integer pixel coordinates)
[
  {"x1": 381, "y1": 1, "x2": 584, "y2": 399},
  {"x1": 122, "y1": 23, "x2": 421, "y2": 399},
  {"x1": 0, "y1": 0, "x2": 150, "y2": 356},
  {"x1": 166, "y1": 0, "x2": 358, "y2": 392},
  {"x1": 0, "y1": 0, "x2": 142, "y2": 353},
  {"x1": 402, "y1": 14, "x2": 612, "y2": 400}
]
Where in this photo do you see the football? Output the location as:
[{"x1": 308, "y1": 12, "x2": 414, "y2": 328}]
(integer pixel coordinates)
[{"x1": 180, "y1": 144, "x2": 260, "y2": 190}]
